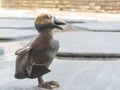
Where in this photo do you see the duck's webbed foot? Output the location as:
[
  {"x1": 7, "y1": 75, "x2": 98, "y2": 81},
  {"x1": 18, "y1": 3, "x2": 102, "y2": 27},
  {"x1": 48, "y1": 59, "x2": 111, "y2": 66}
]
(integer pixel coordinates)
[{"x1": 38, "y1": 81, "x2": 60, "y2": 89}]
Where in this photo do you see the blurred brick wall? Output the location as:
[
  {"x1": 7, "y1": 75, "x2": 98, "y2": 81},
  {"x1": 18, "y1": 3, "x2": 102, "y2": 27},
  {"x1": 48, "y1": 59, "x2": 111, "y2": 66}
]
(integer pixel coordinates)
[{"x1": 1, "y1": 0, "x2": 120, "y2": 13}]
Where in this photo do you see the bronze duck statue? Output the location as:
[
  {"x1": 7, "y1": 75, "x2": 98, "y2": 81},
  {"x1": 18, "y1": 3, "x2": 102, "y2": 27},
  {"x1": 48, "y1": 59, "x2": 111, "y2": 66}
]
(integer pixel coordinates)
[{"x1": 14, "y1": 13, "x2": 66, "y2": 89}]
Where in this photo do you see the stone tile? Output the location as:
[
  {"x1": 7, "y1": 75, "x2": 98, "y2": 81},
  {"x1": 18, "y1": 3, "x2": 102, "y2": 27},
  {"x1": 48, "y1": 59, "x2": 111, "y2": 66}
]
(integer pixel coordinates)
[
  {"x1": 0, "y1": 18, "x2": 34, "y2": 29},
  {"x1": 63, "y1": 19, "x2": 97, "y2": 23},
  {"x1": 57, "y1": 31, "x2": 120, "y2": 54},
  {"x1": 1, "y1": 60, "x2": 120, "y2": 90},
  {"x1": 0, "y1": 47, "x2": 4, "y2": 55},
  {"x1": 73, "y1": 21, "x2": 120, "y2": 31},
  {"x1": 0, "y1": 29, "x2": 37, "y2": 40}
]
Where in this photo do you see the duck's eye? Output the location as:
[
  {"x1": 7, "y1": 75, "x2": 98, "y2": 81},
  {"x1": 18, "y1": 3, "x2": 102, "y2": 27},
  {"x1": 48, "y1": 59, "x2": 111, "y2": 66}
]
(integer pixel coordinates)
[
  {"x1": 44, "y1": 15, "x2": 51, "y2": 18},
  {"x1": 47, "y1": 15, "x2": 51, "y2": 18}
]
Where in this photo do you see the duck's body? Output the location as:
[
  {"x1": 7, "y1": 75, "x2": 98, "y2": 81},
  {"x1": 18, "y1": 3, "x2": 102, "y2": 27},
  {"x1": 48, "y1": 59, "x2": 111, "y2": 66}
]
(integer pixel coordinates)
[
  {"x1": 14, "y1": 13, "x2": 65, "y2": 89},
  {"x1": 29, "y1": 31, "x2": 59, "y2": 66}
]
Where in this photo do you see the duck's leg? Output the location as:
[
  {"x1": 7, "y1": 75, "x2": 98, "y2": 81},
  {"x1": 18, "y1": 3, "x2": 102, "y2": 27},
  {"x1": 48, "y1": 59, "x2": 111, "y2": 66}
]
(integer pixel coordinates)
[
  {"x1": 38, "y1": 76, "x2": 44, "y2": 84},
  {"x1": 38, "y1": 76, "x2": 60, "y2": 89}
]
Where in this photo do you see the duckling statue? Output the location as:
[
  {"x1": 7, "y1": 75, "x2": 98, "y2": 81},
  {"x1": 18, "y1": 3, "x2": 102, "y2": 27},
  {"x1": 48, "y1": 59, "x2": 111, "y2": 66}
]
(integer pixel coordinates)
[{"x1": 14, "y1": 13, "x2": 66, "y2": 89}]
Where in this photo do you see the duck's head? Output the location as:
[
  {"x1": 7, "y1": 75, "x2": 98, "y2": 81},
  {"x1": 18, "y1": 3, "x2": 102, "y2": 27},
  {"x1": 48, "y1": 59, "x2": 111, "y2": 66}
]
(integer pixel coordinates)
[{"x1": 35, "y1": 13, "x2": 66, "y2": 32}]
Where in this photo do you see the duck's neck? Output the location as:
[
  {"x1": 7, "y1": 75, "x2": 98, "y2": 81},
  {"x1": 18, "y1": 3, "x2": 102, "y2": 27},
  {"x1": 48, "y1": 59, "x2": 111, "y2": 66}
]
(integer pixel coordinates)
[
  {"x1": 31, "y1": 30, "x2": 55, "y2": 47},
  {"x1": 40, "y1": 30, "x2": 54, "y2": 40}
]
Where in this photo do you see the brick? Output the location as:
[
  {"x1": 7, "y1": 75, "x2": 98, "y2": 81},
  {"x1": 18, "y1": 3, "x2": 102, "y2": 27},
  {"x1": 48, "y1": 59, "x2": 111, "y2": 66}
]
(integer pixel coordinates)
[
  {"x1": 44, "y1": 0, "x2": 55, "y2": 3},
  {"x1": 1, "y1": 0, "x2": 120, "y2": 13}
]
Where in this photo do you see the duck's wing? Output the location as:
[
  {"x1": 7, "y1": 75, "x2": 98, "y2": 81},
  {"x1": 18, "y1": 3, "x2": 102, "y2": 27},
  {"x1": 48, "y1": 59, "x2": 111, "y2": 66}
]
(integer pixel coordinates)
[
  {"x1": 15, "y1": 34, "x2": 41, "y2": 55},
  {"x1": 15, "y1": 42, "x2": 32, "y2": 55}
]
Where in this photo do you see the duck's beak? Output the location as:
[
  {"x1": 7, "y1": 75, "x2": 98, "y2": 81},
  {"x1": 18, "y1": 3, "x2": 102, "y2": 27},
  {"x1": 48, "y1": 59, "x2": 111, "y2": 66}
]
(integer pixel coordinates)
[{"x1": 54, "y1": 18, "x2": 66, "y2": 30}]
